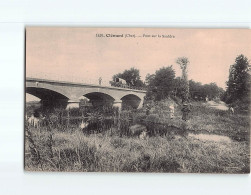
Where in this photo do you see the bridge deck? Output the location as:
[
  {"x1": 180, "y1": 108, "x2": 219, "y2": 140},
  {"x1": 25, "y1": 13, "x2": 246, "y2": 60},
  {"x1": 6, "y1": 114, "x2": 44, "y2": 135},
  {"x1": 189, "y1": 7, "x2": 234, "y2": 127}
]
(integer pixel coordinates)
[{"x1": 26, "y1": 77, "x2": 146, "y2": 93}]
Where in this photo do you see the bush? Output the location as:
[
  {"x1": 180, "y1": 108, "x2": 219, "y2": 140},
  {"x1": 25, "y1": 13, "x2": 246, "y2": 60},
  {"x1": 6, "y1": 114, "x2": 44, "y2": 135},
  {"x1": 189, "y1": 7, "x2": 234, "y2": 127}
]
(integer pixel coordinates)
[
  {"x1": 118, "y1": 110, "x2": 133, "y2": 136},
  {"x1": 145, "y1": 114, "x2": 161, "y2": 136},
  {"x1": 133, "y1": 112, "x2": 147, "y2": 124}
]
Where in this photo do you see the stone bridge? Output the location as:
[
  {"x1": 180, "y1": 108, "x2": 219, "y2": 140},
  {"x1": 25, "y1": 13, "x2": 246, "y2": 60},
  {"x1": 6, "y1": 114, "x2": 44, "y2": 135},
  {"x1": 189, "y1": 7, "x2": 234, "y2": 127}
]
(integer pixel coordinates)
[{"x1": 26, "y1": 77, "x2": 146, "y2": 109}]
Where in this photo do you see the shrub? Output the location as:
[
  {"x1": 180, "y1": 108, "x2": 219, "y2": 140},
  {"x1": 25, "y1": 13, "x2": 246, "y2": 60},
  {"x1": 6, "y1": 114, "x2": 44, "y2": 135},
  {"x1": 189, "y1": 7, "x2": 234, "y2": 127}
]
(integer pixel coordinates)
[
  {"x1": 132, "y1": 112, "x2": 147, "y2": 124},
  {"x1": 145, "y1": 114, "x2": 160, "y2": 136},
  {"x1": 118, "y1": 110, "x2": 133, "y2": 136}
]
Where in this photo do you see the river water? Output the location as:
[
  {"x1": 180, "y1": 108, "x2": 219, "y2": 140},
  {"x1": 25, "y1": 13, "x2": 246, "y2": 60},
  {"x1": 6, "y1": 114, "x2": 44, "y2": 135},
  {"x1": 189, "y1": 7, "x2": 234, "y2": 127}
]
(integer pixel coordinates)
[{"x1": 188, "y1": 133, "x2": 232, "y2": 143}]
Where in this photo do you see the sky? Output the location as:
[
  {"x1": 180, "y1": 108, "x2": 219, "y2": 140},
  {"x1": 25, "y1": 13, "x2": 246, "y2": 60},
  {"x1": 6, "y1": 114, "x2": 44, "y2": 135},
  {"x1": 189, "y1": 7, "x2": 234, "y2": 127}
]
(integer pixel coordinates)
[{"x1": 26, "y1": 27, "x2": 251, "y2": 100}]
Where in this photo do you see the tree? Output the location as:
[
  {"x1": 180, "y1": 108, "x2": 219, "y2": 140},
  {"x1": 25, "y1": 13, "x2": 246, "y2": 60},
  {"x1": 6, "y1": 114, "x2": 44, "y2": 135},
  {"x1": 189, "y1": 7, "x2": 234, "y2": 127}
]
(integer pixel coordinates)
[
  {"x1": 173, "y1": 77, "x2": 184, "y2": 98},
  {"x1": 145, "y1": 73, "x2": 155, "y2": 86},
  {"x1": 112, "y1": 67, "x2": 144, "y2": 87},
  {"x1": 189, "y1": 80, "x2": 204, "y2": 100},
  {"x1": 189, "y1": 80, "x2": 225, "y2": 101},
  {"x1": 225, "y1": 54, "x2": 251, "y2": 104},
  {"x1": 145, "y1": 66, "x2": 176, "y2": 100},
  {"x1": 176, "y1": 57, "x2": 190, "y2": 102},
  {"x1": 203, "y1": 83, "x2": 224, "y2": 100}
]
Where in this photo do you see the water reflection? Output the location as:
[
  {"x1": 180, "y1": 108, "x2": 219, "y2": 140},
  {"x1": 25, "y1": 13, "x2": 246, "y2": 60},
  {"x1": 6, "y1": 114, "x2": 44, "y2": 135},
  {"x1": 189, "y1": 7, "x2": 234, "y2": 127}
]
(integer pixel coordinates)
[{"x1": 188, "y1": 133, "x2": 232, "y2": 143}]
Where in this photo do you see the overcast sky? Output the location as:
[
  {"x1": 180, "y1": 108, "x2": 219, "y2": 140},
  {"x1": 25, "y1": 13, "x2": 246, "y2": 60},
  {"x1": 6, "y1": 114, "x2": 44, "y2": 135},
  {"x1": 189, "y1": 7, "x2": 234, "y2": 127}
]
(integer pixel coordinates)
[{"x1": 26, "y1": 27, "x2": 251, "y2": 100}]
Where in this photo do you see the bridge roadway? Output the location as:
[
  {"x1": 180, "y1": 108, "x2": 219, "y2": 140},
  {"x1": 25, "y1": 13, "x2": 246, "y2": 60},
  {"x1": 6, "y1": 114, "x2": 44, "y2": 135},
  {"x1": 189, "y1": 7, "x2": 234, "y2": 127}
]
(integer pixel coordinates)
[{"x1": 26, "y1": 77, "x2": 146, "y2": 109}]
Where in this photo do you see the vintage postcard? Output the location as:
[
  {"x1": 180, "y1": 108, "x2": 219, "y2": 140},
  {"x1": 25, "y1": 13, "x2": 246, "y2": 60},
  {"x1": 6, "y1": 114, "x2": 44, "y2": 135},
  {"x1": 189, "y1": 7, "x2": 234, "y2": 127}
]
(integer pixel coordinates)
[{"x1": 25, "y1": 27, "x2": 250, "y2": 173}]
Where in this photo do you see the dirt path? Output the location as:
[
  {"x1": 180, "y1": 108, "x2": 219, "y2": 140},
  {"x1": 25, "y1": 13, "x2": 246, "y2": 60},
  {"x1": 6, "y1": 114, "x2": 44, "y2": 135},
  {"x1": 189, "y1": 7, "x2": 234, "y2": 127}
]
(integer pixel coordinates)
[{"x1": 206, "y1": 101, "x2": 228, "y2": 111}]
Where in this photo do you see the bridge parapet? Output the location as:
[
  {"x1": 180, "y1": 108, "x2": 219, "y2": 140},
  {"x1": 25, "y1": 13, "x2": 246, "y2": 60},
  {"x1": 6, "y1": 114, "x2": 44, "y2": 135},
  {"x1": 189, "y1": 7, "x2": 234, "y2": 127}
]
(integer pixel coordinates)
[{"x1": 26, "y1": 77, "x2": 146, "y2": 93}]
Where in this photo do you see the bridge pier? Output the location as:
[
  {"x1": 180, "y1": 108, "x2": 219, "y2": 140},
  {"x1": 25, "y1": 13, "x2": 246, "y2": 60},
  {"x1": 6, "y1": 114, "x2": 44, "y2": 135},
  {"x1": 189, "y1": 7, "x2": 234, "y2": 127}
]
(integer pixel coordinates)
[
  {"x1": 113, "y1": 100, "x2": 122, "y2": 110},
  {"x1": 138, "y1": 100, "x2": 144, "y2": 109},
  {"x1": 66, "y1": 99, "x2": 80, "y2": 110}
]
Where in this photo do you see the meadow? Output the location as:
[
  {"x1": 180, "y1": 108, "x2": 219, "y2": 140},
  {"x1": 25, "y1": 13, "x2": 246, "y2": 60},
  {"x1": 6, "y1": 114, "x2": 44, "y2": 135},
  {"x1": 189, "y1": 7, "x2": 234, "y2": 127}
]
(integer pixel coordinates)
[{"x1": 25, "y1": 99, "x2": 250, "y2": 173}]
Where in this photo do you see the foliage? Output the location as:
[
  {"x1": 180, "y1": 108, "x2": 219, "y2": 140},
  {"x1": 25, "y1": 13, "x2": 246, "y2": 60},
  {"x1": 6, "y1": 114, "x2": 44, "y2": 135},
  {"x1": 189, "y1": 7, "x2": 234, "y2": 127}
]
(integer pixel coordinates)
[
  {"x1": 144, "y1": 56, "x2": 224, "y2": 102},
  {"x1": 119, "y1": 110, "x2": 133, "y2": 136},
  {"x1": 176, "y1": 57, "x2": 190, "y2": 102},
  {"x1": 112, "y1": 67, "x2": 145, "y2": 87},
  {"x1": 145, "y1": 114, "x2": 161, "y2": 136},
  {"x1": 133, "y1": 112, "x2": 148, "y2": 124},
  {"x1": 173, "y1": 77, "x2": 189, "y2": 101},
  {"x1": 145, "y1": 66, "x2": 176, "y2": 100},
  {"x1": 189, "y1": 80, "x2": 225, "y2": 101},
  {"x1": 172, "y1": 78, "x2": 224, "y2": 101},
  {"x1": 25, "y1": 98, "x2": 250, "y2": 173},
  {"x1": 224, "y1": 54, "x2": 251, "y2": 106}
]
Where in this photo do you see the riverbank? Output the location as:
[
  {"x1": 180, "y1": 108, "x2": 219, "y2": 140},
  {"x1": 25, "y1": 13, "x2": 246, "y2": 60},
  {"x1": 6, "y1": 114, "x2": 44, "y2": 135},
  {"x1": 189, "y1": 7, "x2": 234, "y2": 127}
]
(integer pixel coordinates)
[{"x1": 25, "y1": 100, "x2": 250, "y2": 173}]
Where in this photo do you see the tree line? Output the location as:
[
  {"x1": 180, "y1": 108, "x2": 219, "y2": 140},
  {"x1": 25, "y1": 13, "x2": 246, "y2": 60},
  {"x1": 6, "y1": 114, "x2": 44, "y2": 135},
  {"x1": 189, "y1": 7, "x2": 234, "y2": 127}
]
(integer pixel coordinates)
[{"x1": 112, "y1": 54, "x2": 250, "y2": 106}]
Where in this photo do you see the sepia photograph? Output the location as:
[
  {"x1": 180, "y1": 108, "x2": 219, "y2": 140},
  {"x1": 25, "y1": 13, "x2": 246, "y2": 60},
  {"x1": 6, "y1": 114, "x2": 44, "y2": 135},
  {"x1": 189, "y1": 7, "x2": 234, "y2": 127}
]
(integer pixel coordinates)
[{"x1": 25, "y1": 27, "x2": 250, "y2": 173}]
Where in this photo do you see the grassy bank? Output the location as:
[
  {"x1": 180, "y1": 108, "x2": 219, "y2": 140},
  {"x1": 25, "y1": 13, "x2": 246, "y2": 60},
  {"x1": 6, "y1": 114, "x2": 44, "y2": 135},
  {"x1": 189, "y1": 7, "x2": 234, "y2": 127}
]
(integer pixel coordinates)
[
  {"x1": 25, "y1": 100, "x2": 250, "y2": 173},
  {"x1": 25, "y1": 127, "x2": 249, "y2": 173},
  {"x1": 142, "y1": 100, "x2": 250, "y2": 141}
]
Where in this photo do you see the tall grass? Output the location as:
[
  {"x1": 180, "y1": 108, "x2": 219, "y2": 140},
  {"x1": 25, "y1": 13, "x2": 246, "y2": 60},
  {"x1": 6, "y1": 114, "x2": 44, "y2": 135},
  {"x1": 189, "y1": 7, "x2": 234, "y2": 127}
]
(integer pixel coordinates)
[
  {"x1": 25, "y1": 100, "x2": 250, "y2": 173},
  {"x1": 25, "y1": 127, "x2": 250, "y2": 173}
]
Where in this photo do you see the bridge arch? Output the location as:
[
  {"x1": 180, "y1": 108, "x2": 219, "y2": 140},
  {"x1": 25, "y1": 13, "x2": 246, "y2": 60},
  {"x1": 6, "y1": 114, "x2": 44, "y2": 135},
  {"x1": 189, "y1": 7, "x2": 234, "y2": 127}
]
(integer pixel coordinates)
[
  {"x1": 82, "y1": 92, "x2": 115, "y2": 108},
  {"x1": 26, "y1": 87, "x2": 69, "y2": 108},
  {"x1": 26, "y1": 87, "x2": 69, "y2": 100},
  {"x1": 121, "y1": 94, "x2": 142, "y2": 109}
]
